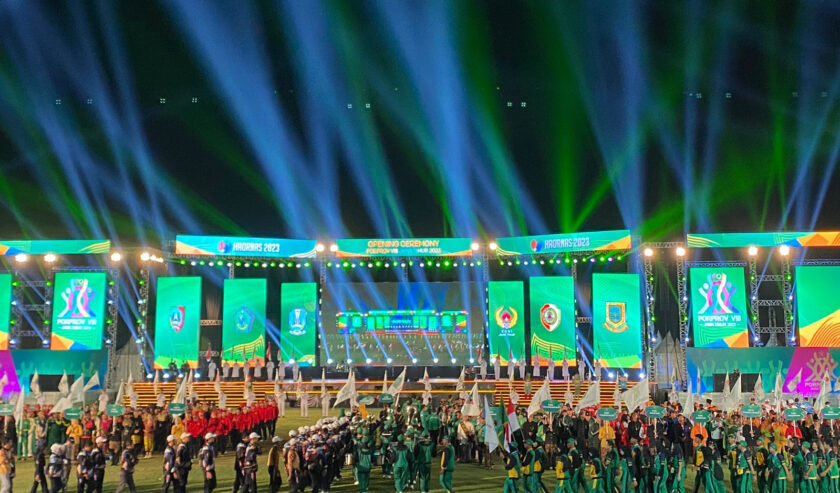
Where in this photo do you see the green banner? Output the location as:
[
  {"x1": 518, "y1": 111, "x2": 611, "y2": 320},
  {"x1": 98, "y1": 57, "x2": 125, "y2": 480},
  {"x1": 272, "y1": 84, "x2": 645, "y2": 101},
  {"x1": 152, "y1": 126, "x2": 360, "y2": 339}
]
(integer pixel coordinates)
[
  {"x1": 495, "y1": 230, "x2": 632, "y2": 255},
  {"x1": 529, "y1": 277, "x2": 576, "y2": 365},
  {"x1": 222, "y1": 279, "x2": 267, "y2": 365},
  {"x1": 796, "y1": 266, "x2": 840, "y2": 347},
  {"x1": 0, "y1": 239, "x2": 110, "y2": 256},
  {"x1": 686, "y1": 232, "x2": 840, "y2": 248},
  {"x1": 50, "y1": 272, "x2": 107, "y2": 351},
  {"x1": 154, "y1": 277, "x2": 202, "y2": 369},
  {"x1": 335, "y1": 238, "x2": 473, "y2": 258},
  {"x1": 280, "y1": 283, "x2": 317, "y2": 366},
  {"x1": 690, "y1": 267, "x2": 749, "y2": 348},
  {"x1": 175, "y1": 235, "x2": 316, "y2": 258},
  {"x1": 488, "y1": 281, "x2": 525, "y2": 364},
  {"x1": 0, "y1": 274, "x2": 10, "y2": 351},
  {"x1": 592, "y1": 273, "x2": 643, "y2": 369}
]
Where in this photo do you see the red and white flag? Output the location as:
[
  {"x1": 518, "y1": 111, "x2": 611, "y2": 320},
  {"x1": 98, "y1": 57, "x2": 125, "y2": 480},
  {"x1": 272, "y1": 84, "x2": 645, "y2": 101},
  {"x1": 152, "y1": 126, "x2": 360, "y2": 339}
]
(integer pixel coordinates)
[{"x1": 205, "y1": 343, "x2": 212, "y2": 362}]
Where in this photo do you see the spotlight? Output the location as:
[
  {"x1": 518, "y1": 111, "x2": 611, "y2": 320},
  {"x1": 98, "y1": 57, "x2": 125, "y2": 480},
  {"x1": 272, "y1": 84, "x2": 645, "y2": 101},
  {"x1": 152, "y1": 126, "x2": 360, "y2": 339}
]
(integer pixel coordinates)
[
  {"x1": 779, "y1": 245, "x2": 791, "y2": 256},
  {"x1": 675, "y1": 247, "x2": 686, "y2": 257},
  {"x1": 110, "y1": 252, "x2": 122, "y2": 262},
  {"x1": 14, "y1": 254, "x2": 28, "y2": 263},
  {"x1": 411, "y1": 358, "x2": 418, "y2": 364},
  {"x1": 329, "y1": 244, "x2": 339, "y2": 252},
  {"x1": 451, "y1": 358, "x2": 457, "y2": 364},
  {"x1": 607, "y1": 371, "x2": 614, "y2": 379},
  {"x1": 386, "y1": 358, "x2": 393, "y2": 364},
  {"x1": 469, "y1": 358, "x2": 475, "y2": 364},
  {"x1": 44, "y1": 253, "x2": 57, "y2": 263},
  {"x1": 326, "y1": 358, "x2": 334, "y2": 364},
  {"x1": 365, "y1": 358, "x2": 372, "y2": 364},
  {"x1": 315, "y1": 243, "x2": 325, "y2": 252},
  {"x1": 639, "y1": 372, "x2": 646, "y2": 379},
  {"x1": 643, "y1": 247, "x2": 654, "y2": 257},
  {"x1": 433, "y1": 358, "x2": 439, "y2": 363},
  {"x1": 146, "y1": 373, "x2": 153, "y2": 379},
  {"x1": 140, "y1": 252, "x2": 151, "y2": 261},
  {"x1": 748, "y1": 246, "x2": 758, "y2": 256},
  {"x1": 288, "y1": 359, "x2": 296, "y2": 365},
  {"x1": 471, "y1": 242, "x2": 480, "y2": 251},
  {"x1": 489, "y1": 242, "x2": 498, "y2": 251},
  {"x1": 651, "y1": 336, "x2": 657, "y2": 343},
  {"x1": 163, "y1": 372, "x2": 170, "y2": 379}
]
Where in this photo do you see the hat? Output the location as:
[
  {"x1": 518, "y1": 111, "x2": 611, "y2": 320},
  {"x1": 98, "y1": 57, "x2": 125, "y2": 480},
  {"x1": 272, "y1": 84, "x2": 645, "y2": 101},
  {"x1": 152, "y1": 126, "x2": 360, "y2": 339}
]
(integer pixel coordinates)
[
  {"x1": 249, "y1": 432, "x2": 260, "y2": 439},
  {"x1": 272, "y1": 437, "x2": 282, "y2": 443},
  {"x1": 204, "y1": 433, "x2": 216, "y2": 440},
  {"x1": 167, "y1": 435, "x2": 177, "y2": 442},
  {"x1": 567, "y1": 438, "x2": 576, "y2": 445},
  {"x1": 769, "y1": 443, "x2": 778, "y2": 451},
  {"x1": 50, "y1": 444, "x2": 62, "y2": 454},
  {"x1": 180, "y1": 432, "x2": 191, "y2": 440},
  {"x1": 803, "y1": 441, "x2": 811, "y2": 449},
  {"x1": 95, "y1": 437, "x2": 107, "y2": 444},
  {"x1": 739, "y1": 441, "x2": 747, "y2": 447},
  {"x1": 289, "y1": 430, "x2": 298, "y2": 438}
]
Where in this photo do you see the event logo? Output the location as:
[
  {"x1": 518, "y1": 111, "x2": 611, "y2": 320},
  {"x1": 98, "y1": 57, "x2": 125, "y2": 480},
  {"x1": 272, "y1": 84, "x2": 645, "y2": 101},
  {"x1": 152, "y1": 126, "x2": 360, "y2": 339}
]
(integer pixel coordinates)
[
  {"x1": 530, "y1": 239, "x2": 543, "y2": 253},
  {"x1": 539, "y1": 304, "x2": 561, "y2": 332},
  {"x1": 603, "y1": 302, "x2": 628, "y2": 333},
  {"x1": 169, "y1": 306, "x2": 186, "y2": 333},
  {"x1": 57, "y1": 278, "x2": 96, "y2": 318},
  {"x1": 806, "y1": 352, "x2": 837, "y2": 384},
  {"x1": 217, "y1": 240, "x2": 231, "y2": 254},
  {"x1": 289, "y1": 309, "x2": 307, "y2": 336},
  {"x1": 698, "y1": 272, "x2": 740, "y2": 314},
  {"x1": 494, "y1": 306, "x2": 518, "y2": 337},
  {"x1": 235, "y1": 307, "x2": 254, "y2": 333}
]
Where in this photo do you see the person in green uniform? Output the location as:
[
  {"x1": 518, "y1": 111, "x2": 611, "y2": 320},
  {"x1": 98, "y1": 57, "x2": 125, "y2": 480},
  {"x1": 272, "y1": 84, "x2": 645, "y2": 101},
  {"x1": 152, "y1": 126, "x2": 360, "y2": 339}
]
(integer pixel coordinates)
[
  {"x1": 631, "y1": 439, "x2": 647, "y2": 493},
  {"x1": 806, "y1": 442, "x2": 820, "y2": 493},
  {"x1": 354, "y1": 437, "x2": 372, "y2": 493},
  {"x1": 768, "y1": 442, "x2": 789, "y2": 493},
  {"x1": 827, "y1": 442, "x2": 839, "y2": 493},
  {"x1": 603, "y1": 441, "x2": 618, "y2": 493},
  {"x1": 555, "y1": 450, "x2": 572, "y2": 493},
  {"x1": 46, "y1": 413, "x2": 66, "y2": 449},
  {"x1": 416, "y1": 431, "x2": 434, "y2": 493},
  {"x1": 670, "y1": 442, "x2": 685, "y2": 493},
  {"x1": 653, "y1": 444, "x2": 668, "y2": 493},
  {"x1": 756, "y1": 439, "x2": 770, "y2": 493},
  {"x1": 737, "y1": 440, "x2": 755, "y2": 493},
  {"x1": 405, "y1": 429, "x2": 417, "y2": 489},
  {"x1": 588, "y1": 447, "x2": 605, "y2": 493},
  {"x1": 522, "y1": 441, "x2": 535, "y2": 493},
  {"x1": 392, "y1": 435, "x2": 410, "y2": 493},
  {"x1": 616, "y1": 446, "x2": 632, "y2": 493},
  {"x1": 819, "y1": 441, "x2": 834, "y2": 493},
  {"x1": 694, "y1": 435, "x2": 716, "y2": 493},
  {"x1": 792, "y1": 439, "x2": 806, "y2": 493},
  {"x1": 711, "y1": 441, "x2": 727, "y2": 493},
  {"x1": 729, "y1": 435, "x2": 742, "y2": 493},
  {"x1": 504, "y1": 448, "x2": 522, "y2": 493},
  {"x1": 439, "y1": 436, "x2": 456, "y2": 493},
  {"x1": 17, "y1": 411, "x2": 31, "y2": 459},
  {"x1": 568, "y1": 439, "x2": 582, "y2": 493},
  {"x1": 381, "y1": 416, "x2": 394, "y2": 478},
  {"x1": 536, "y1": 440, "x2": 549, "y2": 493},
  {"x1": 427, "y1": 412, "x2": 441, "y2": 451}
]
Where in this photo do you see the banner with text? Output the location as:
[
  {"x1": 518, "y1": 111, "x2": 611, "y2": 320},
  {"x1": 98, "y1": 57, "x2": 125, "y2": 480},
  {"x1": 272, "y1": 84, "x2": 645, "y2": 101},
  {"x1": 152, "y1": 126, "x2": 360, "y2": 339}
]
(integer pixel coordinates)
[
  {"x1": 280, "y1": 283, "x2": 317, "y2": 366},
  {"x1": 496, "y1": 230, "x2": 632, "y2": 256},
  {"x1": 796, "y1": 266, "x2": 840, "y2": 347},
  {"x1": 0, "y1": 240, "x2": 110, "y2": 256},
  {"x1": 529, "y1": 277, "x2": 576, "y2": 365},
  {"x1": 0, "y1": 274, "x2": 10, "y2": 350},
  {"x1": 687, "y1": 232, "x2": 840, "y2": 248},
  {"x1": 154, "y1": 277, "x2": 202, "y2": 369},
  {"x1": 690, "y1": 267, "x2": 749, "y2": 348},
  {"x1": 222, "y1": 279, "x2": 267, "y2": 366},
  {"x1": 335, "y1": 238, "x2": 473, "y2": 258},
  {"x1": 50, "y1": 272, "x2": 107, "y2": 350},
  {"x1": 175, "y1": 235, "x2": 316, "y2": 258},
  {"x1": 487, "y1": 281, "x2": 525, "y2": 364},
  {"x1": 592, "y1": 273, "x2": 643, "y2": 368}
]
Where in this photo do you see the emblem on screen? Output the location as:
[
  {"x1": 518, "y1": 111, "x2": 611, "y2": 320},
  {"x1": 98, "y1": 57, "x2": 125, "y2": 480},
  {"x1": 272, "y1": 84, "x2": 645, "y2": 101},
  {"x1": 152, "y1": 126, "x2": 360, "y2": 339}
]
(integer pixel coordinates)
[
  {"x1": 603, "y1": 302, "x2": 628, "y2": 333},
  {"x1": 58, "y1": 278, "x2": 96, "y2": 318},
  {"x1": 540, "y1": 303, "x2": 560, "y2": 332},
  {"x1": 698, "y1": 272, "x2": 740, "y2": 314},
  {"x1": 530, "y1": 240, "x2": 543, "y2": 253},
  {"x1": 289, "y1": 309, "x2": 307, "y2": 336},
  {"x1": 235, "y1": 307, "x2": 254, "y2": 333},
  {"x1": 169, "y1": 306, "x2": 186, "y2": 332},
  {"x1": 494, "y1": 306, "x2": 518, "y2": 337}
]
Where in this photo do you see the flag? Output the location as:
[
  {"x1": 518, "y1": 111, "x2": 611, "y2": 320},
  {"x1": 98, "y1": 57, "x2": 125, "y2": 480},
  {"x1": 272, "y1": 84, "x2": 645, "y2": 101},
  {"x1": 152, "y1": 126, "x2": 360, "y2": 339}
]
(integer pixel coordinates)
[
  {"x1": 527, "y1": 376, "x2": 552, "y2": 417},
  {"x1": 115, "y1": 381, "x2": 125, "y2": 406},
  {"x1": 69, "y1": 375, "x2": 85, "y2": 404},
  {"x1": 620, "y1": 378, "x2": 650, "y2": 412},
  {"x1": 422, "y1": 368, "x2": 432, "y2": 405},
  {"x1": 484, "y1": 395, "x2": 499, "y2": 453},
  {"x1": 213, "y1": 371, "x2": 222, "y2": 394},
  {"x1": 13, "y1": 390, "x2": 25, "y2": 424},
  {"x1": 205, "y1": 343, "x2": 212, "y2": 362},
  {"x1": 506, "y1": 392, "x2": 520, "y2": 434},
  {"x1": 724, "y1": 376, "x2": 742, "y2": 412},
  {"x1": 456, "y1": 367, "x2": 466, "y2": 398},
  {"x1": 387, "y1": 367, "x2": 406, "y2": 397},
  {"x1": 333, "y1": 369, "x2": 356, "y2": 407},
  {"x1": 30, "y1": 371, "x2": 40, "y2": 394},
  {"x1": 189, "y1": 372, "x2": 198, "y2": 401},
  {"x1": 57, "y1": 371, "x2": 68, "y2": 395},
  {"x1": 321, "y1": 368, "x2": 327, "y2": 397},
  {"x1": 753, "y1": 374, "x2": 765, "y2": 402},
  {"x1": 172, "y1": 375, "x2": 188, "y2": 405},
  {"x1": 786, "y1": 369, "x2": 802, "y2": 393},
  {"x1": 773, "y1": 371, "x2": 783, "y2": 413},
  {"x1": 98, "y1": 390, "x2": 109, "y2": 413},
  {"x1": 153, "y1": 370, "x2": 161, "y2": 395},
  {"x1": 83, "y1": 372, "x2": 100, "y2": 392},
  {"x1": 461, "y1": 383, "x2": 480, "y2": 416},
  {"x1": 52, "y1": 395, "x2": 72, "y2": 415},
  {"x1": 816, "y1": 372, "x2": 831, "y2": 411},
  {"x1": 723, "y1": 373, "x2": 731, "y2": 398},
  {"x1": 681, "y1": 379, "x2": 693, "y2": 416},
  {"x1": 382, "y1": 370, "x2": 389, "y2": 395},
  {"x1": 575, "y1": 381, "x2": 600, "y2": 412},
  {"x1": 126, "y1": 372, "x2": 135, "y2": 397}
]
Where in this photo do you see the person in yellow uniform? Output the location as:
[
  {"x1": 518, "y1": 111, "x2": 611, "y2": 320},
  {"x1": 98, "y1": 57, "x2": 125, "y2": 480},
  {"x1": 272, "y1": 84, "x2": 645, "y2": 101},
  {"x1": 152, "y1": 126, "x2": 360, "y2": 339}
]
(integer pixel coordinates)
[
  {"x1": 66, "y1": 420, "x2": 83, "y2": 457},
  {"x1": 504, "y1": 448, "x2": 522, "y2": 493},
  {"x1": 555, "y1": 451, "x2": 572, "y2": 493},
  {"x1": 588, "y1": 447, "x2": 605, "y2": 493}
]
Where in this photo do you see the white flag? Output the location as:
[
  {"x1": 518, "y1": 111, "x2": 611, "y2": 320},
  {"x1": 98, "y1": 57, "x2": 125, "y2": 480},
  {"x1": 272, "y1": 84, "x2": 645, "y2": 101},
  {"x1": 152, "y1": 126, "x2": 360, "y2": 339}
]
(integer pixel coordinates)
[
  {"x1": 387, "y1": 367, "x2": 407, "y2": 397},
  {"x1": 422, "y1": 368, "x2": 432, "y2": 405},
  {"x1": 69, "y1": 375, "x2": 85, "y2": 404},
  {"x1": 753, "y1": 374, "x2": 765, "y2": 402},
  {"x1": 321, "y1": 368, "x2": 327, "y2": 397},
  {"x1": 153, "y1": 370, "x2": 161, "y2": 395},
  {"x1": 98, "y1": 391, "x2": 109, "y2": 413},
  {"x1": 786, "y1": 369, "x2": 802, "y2": 393},
  {"x1": 213, "y1": 371, "x2": 222, "y2": 394},
  {"x1": 83, "y1": 372, "x2": 100, "y2": 392},
  {"x1": 527, "y1": 376, "x2": 552, "y2": 417},
  {"x1": 724, "y1": 376, "x2": 742, "y2": 412},
  {"x1": 126, "y1": 372, "x2": 135, "y2": 397},
  {"x1": 51, "y1": 395, "x2": 72, "y2": 415},
  {"x1": 13, "y1": 390, "x2": 25, "y2": 424},
  {"x1": 773, "y1": 371, "x2": 783, "y2": 413},
  {"x1": 575, "y1": 381, "x2": 600, "y2": 412},
  {"x1": 723, "y1": 372, "x2": 731, "y2": 398},
  {"x1": 382, "y1": 369, "x2": 388, "y2": 395},
  {"x1": 456, "y1": 367, "x2": 466, "y2": 398},
  {"x1": 621, "y1": 378, "x2": 649, "y2": 412},
  {"x1": 172, "y1": 375, "x2": 188, "y2": 405},
  {"x1": 484, "y1": 395, "x2": 499, "y2": 453},
  {"x1": 30, "y1": 371, "x2": 41, "y2": 395},
  {"x1": 57, "y1": 371, "x2": 68, "y2": 394},
  {"x1": 115, "y1": 381, "x2": 125, "y2": 406},
  {"x1": 816, "y1": 373, "x2": 831, "y2": 411},
  {"x1": 333, "y1": 370, "x2": 356, "y2": 407},
  {"x1": 681, "y1": 380, "x2": 693, "y2": 416},
  {"x1": 461, "y1": 383, "x2": 481, "y2": 416}
]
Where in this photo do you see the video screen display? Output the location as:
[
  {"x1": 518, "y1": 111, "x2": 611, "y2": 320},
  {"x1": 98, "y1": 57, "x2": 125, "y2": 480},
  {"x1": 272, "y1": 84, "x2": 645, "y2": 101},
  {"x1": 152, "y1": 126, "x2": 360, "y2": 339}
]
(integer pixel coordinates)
[
  {"x1": 50, "y1": 272, "x2": 107, "y2": 350},
  {"x1": 321, "y1": 282, "x2": 484, "y2": 366}
]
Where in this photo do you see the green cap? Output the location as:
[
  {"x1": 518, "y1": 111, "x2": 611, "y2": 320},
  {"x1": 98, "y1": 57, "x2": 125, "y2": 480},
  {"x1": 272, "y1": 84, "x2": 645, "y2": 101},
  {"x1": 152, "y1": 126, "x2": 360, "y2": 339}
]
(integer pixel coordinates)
[
  {"x1": 567, "y1": 438, "x2": 576, "y2": 445},
  {"x1": 803, "y1": 442, "x2": 811, "y2": 449},
  {"x1": 769, "y1": 443, "x2": 778, "y2": 451},
  {"x1": 740, "y1": 441, "x2": 747, "y2": 447}
]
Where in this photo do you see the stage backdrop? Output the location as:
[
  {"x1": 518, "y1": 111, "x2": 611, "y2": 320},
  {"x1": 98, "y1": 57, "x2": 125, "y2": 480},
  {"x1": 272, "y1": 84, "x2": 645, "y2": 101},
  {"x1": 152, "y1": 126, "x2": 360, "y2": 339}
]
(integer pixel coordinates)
[
  {"x1": 154, "y1": 277, "x2": 202, "y2": 369},
  {"x1": 50, "y1": 272, "x2": 107, "y2": 350},
  {"x1": 0, "y1": 274, "x2": 10, "y2": 351},
  {"x1": 529, "y1": 276, "x2": 576, "y2": 365},
  {"x1": 796, "y1": 266, "x2": 840, "y2": 347},
  {"x1": 690, "y1": 267, "x2": 749, "y2": 348},
  {"x1": 592, "y1": 273, "x2": 643, "y2": 368},
  {"x1": 488, "y1": 281, "x2": 525, "y2": 364},
  {"x1": 280, "y1": 282, "x2": 317, "y2": 366},
  {"x1": 221, "y1": 278, "x2": 266, "y2": 366}
]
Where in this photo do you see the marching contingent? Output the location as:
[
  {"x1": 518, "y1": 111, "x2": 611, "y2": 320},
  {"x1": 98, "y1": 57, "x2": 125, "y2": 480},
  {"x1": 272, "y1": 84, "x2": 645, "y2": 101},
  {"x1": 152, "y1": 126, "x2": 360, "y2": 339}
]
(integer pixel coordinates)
[{"x1": 0, "y1": 362, "x2": 838, "y2": 493}]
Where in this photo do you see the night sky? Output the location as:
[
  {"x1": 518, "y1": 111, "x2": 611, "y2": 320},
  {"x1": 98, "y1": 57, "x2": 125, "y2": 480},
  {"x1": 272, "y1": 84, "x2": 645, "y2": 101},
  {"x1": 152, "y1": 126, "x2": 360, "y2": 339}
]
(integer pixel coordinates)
[{"x1": 2, "y1": 1, "x2": 840, "y2": 245}]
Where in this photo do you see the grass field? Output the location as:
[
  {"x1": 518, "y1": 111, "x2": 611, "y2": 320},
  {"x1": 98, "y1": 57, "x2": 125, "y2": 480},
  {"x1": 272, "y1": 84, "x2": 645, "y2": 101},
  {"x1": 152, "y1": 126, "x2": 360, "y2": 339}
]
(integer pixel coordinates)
[{"x1": 12, "y1": 411, "x2": 747, "y2": 493}]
